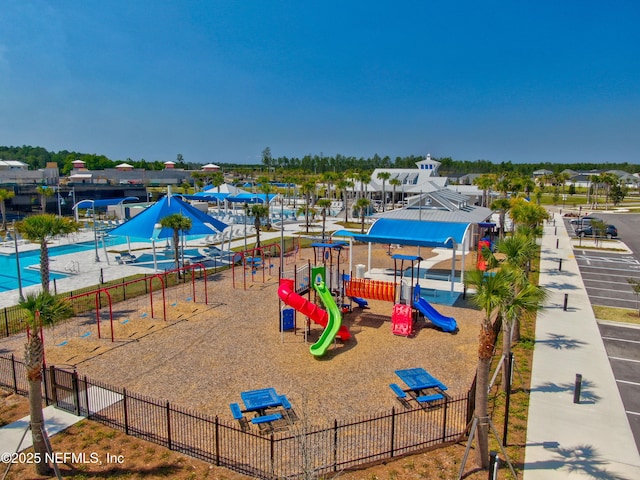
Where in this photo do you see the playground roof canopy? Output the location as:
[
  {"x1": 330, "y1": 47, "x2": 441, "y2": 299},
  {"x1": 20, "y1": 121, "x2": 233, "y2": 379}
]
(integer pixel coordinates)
[
  {"x1": 333, "y1": 219, "x2": 470, "y2": 248},
  {"x1": 74, "y1": 197, "x2": 140, "y2": 209},
  {"x1": 108, "y1": 194, "x2": 228, "y2": 240},
  {"x1": 182, "y1": 192, "x2": 229, "y2": 203}
]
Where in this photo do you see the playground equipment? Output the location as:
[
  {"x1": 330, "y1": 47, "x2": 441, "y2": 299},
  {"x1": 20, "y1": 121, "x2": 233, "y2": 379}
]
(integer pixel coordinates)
[
  {"x1": 278, "y1": 269, "x2": 350, "y2": 342},
  {"x1": 67, "y1": 263, "x2": 210, "y2": 342},
  {"x1": 232, "y1": 243, "x2": 280, "y2": 289},
  {"x1": 309, "y1": 279, "x2": 343, "y2": 357},
  {"x1": 477, "y1": 239, "x2": 491, "y2": 271},
  {"x1": 278, "y1": 264, "x2": 351, "y2": 357},
  {"x1": 311, "y1": 241, "x2": 348, "y2": 292},
  {"x1": 412, "y1": 284, "x2": 457, "y2": 332}
]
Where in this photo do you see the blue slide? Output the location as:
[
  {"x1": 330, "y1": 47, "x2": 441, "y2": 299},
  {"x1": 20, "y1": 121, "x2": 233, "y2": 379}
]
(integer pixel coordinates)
[{"x1": 412, "y1": 285, "x2": 457, "y2": 333}]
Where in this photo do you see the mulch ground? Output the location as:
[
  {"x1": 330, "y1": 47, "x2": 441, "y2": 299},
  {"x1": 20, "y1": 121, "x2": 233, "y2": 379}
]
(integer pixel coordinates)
[{"x1": 0, "y1": 243, "x2": 483, "y2": 427}]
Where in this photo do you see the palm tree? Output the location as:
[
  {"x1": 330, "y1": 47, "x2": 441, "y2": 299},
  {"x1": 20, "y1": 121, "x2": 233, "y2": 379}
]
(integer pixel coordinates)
[
  {"x1": 495, "y1": 233, "x2": 543, "y2": 379},
  {"x1": 464, "y1": 268, "x2": 512, "y2": 469},
  {"x1": 249, "y1": 203, "x2": 269, "y2": 248},
  {"x1": 316, "y1": 198, "x2": 332, "y2": 241},
  {"x1": 0, "y1": 188, "x2": 15, "y2": 230},
  {"x1": 257, "y1": 176, "x2": 274, "y2": 229},
  {"x1": 299, "y1": 180, "x2": 316, "y2": 233},
  {"x1": 357, "y1": 171, "x2": 371, "y2": 200},
  {"x1": 509, "y1": 198, "x2": 549, "y2": 235},
  {"x1": 473, "y1": 174, "x2": 495, "y2": 207},
  {"x1": 36, "y1": 186, "x2": 54, "y2": 214},
  {"x1": 355, "y1": 197, "x2": 370, "y2": 233},
  {"x1": 20, "y1": 291, "x2": 74, "y2": 476},
  {"x1": 489, "y1": 198, "x2": 511, "y2": 240},
  {"x1": 376, "y1": 171, "x2": 391, "y2": 211},
  {"x1": 500, "y1": 280, "x2": 547, "y2": 389},
  {"x1": 341, "y1": 179, "x2": 354, "y2": 223},
  {"x1": 389, "y1": 177, "x2": 401, "y2": 209},
  {"x1": 16, "y1": 215, "x2": 81, "y2": 293},
  {"x1": 321, "y1": 171, "x2": 338, "y2": 200},
  {"x1": 159, "y1": 213, "x2": 192, "y2": 275},
  {"x1": 211, "y1": 171, "x2": 225, "y2": 214}
]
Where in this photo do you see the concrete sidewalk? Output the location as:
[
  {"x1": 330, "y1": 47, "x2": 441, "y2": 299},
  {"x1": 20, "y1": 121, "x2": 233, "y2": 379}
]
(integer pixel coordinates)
[
  {"x1": 0, "y1": 405, "x2": 83, "y2": 455},
  {"x1": 524, "y1": 211, "x2": 640, "y2": 478}
]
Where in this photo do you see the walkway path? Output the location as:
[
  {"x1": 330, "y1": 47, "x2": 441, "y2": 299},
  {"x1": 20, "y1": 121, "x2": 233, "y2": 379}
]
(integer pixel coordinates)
[{"x1": 524, "y1": 211, "x2": 640, "y2": 478}]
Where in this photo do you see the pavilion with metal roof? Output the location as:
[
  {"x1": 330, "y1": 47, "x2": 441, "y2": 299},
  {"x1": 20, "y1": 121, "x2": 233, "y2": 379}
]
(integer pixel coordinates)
[{"x1": 333, "y1": 218, "x2": 473, "y2": 293}]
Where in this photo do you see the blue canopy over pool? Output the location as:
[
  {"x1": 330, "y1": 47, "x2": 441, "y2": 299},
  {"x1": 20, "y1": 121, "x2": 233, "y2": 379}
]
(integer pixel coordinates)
[{"x1": 109, "y1": 195, "x2": 228, "y2": 240}]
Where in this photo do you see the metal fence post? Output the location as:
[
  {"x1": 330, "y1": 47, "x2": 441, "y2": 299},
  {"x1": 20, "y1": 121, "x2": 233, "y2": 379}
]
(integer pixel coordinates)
[
  {"x1": 215, "y1": 416, "x2": 220, "y2": 466},
  {"x1": 3, "y1": 308, "x2": 9, "y2": 337},
  {"x1": 72, "y1": 371, "x2": 80, "y2": 416},
  {"x1": 270, "y1": 433, "x2": 275, "y2": 478},
  {"x1": 84, "y1": 376, "x2": 90, "y2": 418},
  {"x1": 166, "y1": 401, "x2": 172, "y2": 450},
  {"x1": 123, "y1": 388, "x2": 129, "y2": 435},
  {"x1": 333, "y1": 419, "x2": 338, "y2": 472},
  {"x1": 390, "y1": 406, "x2": 396, "y2": 458},
  {"x1": 442, "y1": 397, "x2": 449, "y2": 442},
  {"x1": 11, "y1": 354, "x2": 18, "y2": 393}
]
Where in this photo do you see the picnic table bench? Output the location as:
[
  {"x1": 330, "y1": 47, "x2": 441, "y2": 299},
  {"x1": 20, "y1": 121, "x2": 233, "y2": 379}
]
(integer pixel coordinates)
[
  {"x1": 251, "y1": 413, "x2": 283, "y2": 424},
  {"x1": 234, "y1": 388, "x2": 297, "y2": 433},
  {"x1": 390, "y1": 368, "x2": 449, "y2": 409}
]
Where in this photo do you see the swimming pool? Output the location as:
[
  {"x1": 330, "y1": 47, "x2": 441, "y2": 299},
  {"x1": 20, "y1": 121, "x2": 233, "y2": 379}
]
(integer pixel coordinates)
[{"x1": 0, "y1": 236, "x2": 128, "y2": 293}]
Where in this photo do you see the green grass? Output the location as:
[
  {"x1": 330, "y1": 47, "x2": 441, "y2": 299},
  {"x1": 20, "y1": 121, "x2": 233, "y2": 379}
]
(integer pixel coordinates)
[{"x1": 593, "y1": 305, "x2": 640, "y2": 324}]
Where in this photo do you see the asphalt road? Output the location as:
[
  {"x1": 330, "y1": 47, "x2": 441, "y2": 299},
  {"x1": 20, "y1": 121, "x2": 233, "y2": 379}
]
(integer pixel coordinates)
[
  {"x1": 565, "y1": 212, "x2": 640, "y2": 454},
  {"x1": 598, "y1": 322, "x2": 640, "y2": 452}
]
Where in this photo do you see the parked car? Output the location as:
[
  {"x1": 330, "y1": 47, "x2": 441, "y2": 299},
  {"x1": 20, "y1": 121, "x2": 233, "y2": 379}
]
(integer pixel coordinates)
[
  {"x1": 575, "y1": 224, "x2": 618, "y2": 239},
  {"x1": 570, "y1": 216, "x2": 602, "y2": 226}
]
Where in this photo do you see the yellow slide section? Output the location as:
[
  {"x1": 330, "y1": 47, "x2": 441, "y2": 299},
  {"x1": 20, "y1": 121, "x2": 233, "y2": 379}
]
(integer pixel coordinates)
[{"x1": 309, "y1": 281, "x2": 342, "y2": 357}]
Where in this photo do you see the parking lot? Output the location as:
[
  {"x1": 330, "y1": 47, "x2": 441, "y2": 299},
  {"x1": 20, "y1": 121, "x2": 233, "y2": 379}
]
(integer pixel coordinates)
[
  {"x1": 564, "y1": 214, "x2": 640, "y2": 452},
  {"x1": 598, "y1": 322, "x2": 640, "y2": 450}
]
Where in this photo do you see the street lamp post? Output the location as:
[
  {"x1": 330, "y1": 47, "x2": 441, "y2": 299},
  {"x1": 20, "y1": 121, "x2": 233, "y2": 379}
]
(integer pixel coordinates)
[
  {"x1": 57, "y1": 186, "x2": 62, "y2": 217},
  {"x1": 90, "y1": 200, "x2": 100, "y2": 262}
]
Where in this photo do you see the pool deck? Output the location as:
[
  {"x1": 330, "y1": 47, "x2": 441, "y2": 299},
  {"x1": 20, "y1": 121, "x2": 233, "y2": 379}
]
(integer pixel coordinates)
[
  {"x1": 0, "y1": 217, "x2": 472, "y2": 309},
  {"x1": 0, "y1": 219, "x2": 343, "y2": 308}
]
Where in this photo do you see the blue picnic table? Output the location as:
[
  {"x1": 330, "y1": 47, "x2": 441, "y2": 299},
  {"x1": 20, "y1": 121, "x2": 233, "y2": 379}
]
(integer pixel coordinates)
[
  {"x1": 235, "y1": 388, "x2": 296, "y2": 429},
  {"x1": 391, "y1": 368, "x2": 448, "y2": 406},
  {"x1": 395, "y1": 368, "x2": 447, "y2": 392},
  {"x1": 241, "y1": 387, "x2": 283, "y2": 413}
]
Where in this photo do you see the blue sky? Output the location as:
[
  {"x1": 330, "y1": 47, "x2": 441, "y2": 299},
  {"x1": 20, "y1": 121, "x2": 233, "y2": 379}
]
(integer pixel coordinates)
[{"x1": 0, "y1": 1, "x2": 638, "y2": 165}]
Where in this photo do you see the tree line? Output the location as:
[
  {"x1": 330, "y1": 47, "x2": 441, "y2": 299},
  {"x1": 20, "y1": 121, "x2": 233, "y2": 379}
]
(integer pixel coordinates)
[{"x1": 2, "y1": 145, "x2": 640, "y2": 176}]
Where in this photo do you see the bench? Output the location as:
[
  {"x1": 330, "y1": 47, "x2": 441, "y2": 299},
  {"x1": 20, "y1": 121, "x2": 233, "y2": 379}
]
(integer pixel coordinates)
[
  {"x1": 416, "y1": 393, "x2": 445, "y2": 404},
  {"x1": 389, "y1": 383, "x2": 407, "y2": 398},
  {"x1": 278, "y1": 395, "x2": 292, "y2": 409},
  {"x1": 251, "y1": 413, "x2": 283, "y2": 424},
  {"x1": 229, "y1": 402, "x2": 244, "y2": 420}
]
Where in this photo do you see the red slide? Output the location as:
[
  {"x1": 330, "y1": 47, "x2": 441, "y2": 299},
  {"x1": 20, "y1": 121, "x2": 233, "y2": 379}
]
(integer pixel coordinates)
[{"x1": 278, "y1": 279, "x2": 351, "y2": 341}]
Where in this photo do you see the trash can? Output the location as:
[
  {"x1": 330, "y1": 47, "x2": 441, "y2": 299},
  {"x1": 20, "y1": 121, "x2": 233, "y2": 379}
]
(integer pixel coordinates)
[{"x1": 355, "y1": 264, "x2": 366, "y2": 278}]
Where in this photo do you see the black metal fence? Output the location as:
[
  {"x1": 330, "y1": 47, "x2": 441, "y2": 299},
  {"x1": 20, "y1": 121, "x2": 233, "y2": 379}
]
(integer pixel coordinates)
[{"x1": 0, "y1": 354, "x2": 472, "y2": 479}]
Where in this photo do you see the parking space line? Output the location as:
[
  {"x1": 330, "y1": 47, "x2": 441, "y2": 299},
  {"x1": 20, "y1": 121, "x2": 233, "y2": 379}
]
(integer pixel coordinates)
[
  {"x1": 590, "y1": 295, "x2": 637, "y2": 305},
  {"x1": 578, "y1": 265, "x2": 640, "y2": 274},
  {"x1": 617, "y1": 379, "x2": 640, "y2": 387},
  {"x1": 628, "y1": 411, "x2": 640, "y2": 416},
  {"x1": 584, "y1": 284, "x2": 635, "y2": 293},
  {"x1": 603, "y1": 337, "x2": 640, "y2": 345},
  {"x1": 609, "y1": 356, "x2": 640, "y2": 363},
  {"x1": 584, "y1": 279, "x2": 634, "y2": 287}
]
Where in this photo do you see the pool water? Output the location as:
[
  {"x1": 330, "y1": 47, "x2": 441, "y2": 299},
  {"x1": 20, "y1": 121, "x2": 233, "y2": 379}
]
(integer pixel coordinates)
[{"x1": 0, "y1": 236, "x2": 128, "y2": 293}]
